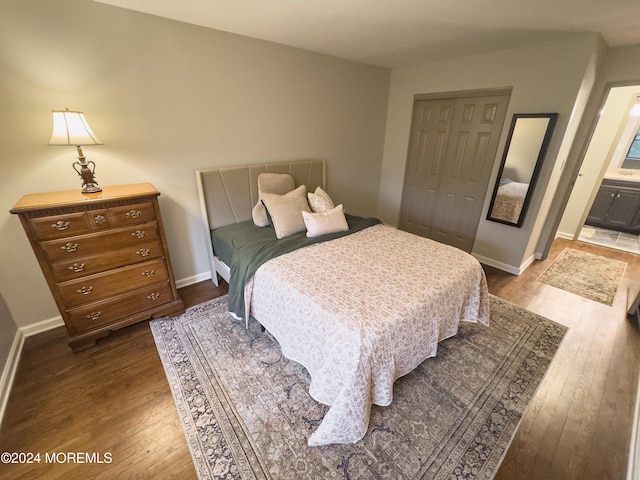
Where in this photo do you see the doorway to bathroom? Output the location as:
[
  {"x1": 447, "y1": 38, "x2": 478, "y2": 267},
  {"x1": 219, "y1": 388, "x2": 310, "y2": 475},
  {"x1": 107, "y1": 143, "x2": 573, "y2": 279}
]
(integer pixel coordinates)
[{"x1": 558, "y1": 84, "x2": 640, "y2": 255}]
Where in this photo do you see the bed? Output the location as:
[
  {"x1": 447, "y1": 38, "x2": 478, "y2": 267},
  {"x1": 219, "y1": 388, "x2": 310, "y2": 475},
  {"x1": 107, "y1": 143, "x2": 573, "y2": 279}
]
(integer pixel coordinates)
[
  {"x1": 490, "y1": 179, "x2": 529, "y2": 224},
  {"x1": 196, "y1": 159, "x2": 489, "y2": 446}
]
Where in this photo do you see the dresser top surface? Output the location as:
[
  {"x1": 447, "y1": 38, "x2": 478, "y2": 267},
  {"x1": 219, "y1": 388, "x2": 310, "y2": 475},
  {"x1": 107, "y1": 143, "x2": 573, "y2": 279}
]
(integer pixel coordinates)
[{"x1": 10, "y1": 183, "x2": 159, "y2": 213}]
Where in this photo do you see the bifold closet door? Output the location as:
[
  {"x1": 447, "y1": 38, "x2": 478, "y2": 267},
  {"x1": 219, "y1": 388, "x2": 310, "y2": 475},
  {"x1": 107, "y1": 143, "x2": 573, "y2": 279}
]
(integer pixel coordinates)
[{"x1": 399, "y1": 93, "x2": 510, "y2": 252}]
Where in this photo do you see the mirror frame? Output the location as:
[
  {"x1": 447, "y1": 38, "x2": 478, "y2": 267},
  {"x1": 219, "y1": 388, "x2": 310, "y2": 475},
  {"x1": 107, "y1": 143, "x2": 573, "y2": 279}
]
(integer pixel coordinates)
[{"x1": 487, "y1": 112, "x2": 558, "y2": 227}]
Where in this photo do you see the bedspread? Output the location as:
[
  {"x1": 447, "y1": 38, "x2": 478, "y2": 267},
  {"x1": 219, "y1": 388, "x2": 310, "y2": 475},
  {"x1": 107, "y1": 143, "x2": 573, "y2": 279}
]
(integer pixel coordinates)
[
  {"x1": 227, "y1": 215, "x2": 380, "y2": 320},
  {"x1": 247, "y1": 224, "x2": 489, "y2": 446},
  {"x1": 491, "y1": 181, "x2": 528, "y2": 223}
]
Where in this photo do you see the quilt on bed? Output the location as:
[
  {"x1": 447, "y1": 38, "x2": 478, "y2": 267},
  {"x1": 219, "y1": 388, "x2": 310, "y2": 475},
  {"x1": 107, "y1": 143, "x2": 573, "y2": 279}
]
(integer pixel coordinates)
[
  {"x1": 246, "y1": 223, "x2": 490, "y2": 446},
  {"x1": 225, "y1": 215, "x2": 381, "y2": 320},
  {"x1": 492, "y1": 180, "x2": 528, "y2": 223}
]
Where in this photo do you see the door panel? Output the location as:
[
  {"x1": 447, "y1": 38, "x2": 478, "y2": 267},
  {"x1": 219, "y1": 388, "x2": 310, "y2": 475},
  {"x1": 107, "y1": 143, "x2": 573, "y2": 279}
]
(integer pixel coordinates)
[
  {"x1": 399, "y1": 93, "x2": 510, "y2": 251},
  {"x1": 399, "y1": 99, "x2": 456, "y2": 239}
]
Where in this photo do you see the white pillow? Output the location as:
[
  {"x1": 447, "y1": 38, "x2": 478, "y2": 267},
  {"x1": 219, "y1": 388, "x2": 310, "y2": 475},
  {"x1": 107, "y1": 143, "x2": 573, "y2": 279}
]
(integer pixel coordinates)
[
  {"x1": 261, "y1": 185, "x2": 310, "y2": 239},
  {"x1": 307, "y1": 186, "x2": 335, "y2": 213},
  {"x1": 252, "y1": 173, "x2": 296, "y2": 227},
  {"x1": 302, "y1": 204, "x2": 349, "y2": 237}
]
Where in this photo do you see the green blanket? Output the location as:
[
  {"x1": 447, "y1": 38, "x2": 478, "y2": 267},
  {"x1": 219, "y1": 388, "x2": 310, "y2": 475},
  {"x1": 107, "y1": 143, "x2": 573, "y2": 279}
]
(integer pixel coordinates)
[{"x1": 227, "y1": 215, "x2": 381, "y2": 319}]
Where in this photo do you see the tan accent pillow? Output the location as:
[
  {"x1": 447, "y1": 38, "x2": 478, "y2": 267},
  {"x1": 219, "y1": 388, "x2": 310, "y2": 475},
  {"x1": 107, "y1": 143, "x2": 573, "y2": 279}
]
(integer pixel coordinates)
[
  {"x1": 252, "y1": 173, "x2": 296, "y2": 227},
  {"x1": 307, "y1": 186, "x2": 335, "y2": 213},
  {"x1": 261, "y1": 185, "x2": 310, "y2": 239},
  {"x1": 302, "y1": 204, "x2": 349, "y2": 237}
]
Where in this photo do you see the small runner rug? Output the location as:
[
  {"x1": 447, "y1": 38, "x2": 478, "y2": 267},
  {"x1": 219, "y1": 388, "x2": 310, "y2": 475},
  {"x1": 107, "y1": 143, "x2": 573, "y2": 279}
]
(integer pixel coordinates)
[
  {"x1": 537, "y1": 248, "x2": 627, "y2": 305},
  {"x1": 150, "y1": 294, "x2": 566, "y2": 480}
]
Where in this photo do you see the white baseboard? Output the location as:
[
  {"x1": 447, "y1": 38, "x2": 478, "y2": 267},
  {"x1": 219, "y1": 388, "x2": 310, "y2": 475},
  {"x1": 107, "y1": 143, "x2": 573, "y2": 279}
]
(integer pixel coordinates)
[
  {"x1": 175, "y1": 271, "x2": 211, "y2": 289},
  {"x1": 472, "y1": 253, "x2": 534, "y2": 276},
  {"x1": 555, "y1": 231, "x2": 576, "y2": 241},
  {"x1": 0, "y1": 330, "x2": 24, "y2": 429},
  {"x1": 20, "y1": 315, "x2": 64, "y2": 337},
  {"x1": 520, "y1": 254, "x2": 536, "y2": 271}
]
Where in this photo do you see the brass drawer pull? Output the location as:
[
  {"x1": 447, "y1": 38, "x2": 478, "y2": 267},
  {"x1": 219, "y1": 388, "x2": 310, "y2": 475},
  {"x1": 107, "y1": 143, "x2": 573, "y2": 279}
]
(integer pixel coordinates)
[
  {"x1": 126, "y1": 209, "x2": 142, "y2": 219},
  {"x1": 141, "y1": 269, "x2": 156, "y2": 278},
  {"x1": 51, "y1": 220, "x2": 70, "y2": 231},
  {"x1": 136, "y1": 248, "x2": 150, "y2": 257},
  {"x1": 60, "y1": 242, "x2": 79, "y2": 253},
  {"x1": 68, "y1": 262, "x2": 86, "y2": 273},
  {"x1": 86, "y1": 311, "x2": 102, "y2": 321},
  {"x1": 147, "y1": 292, "x2": 160, "y2": 301},
  {"x1": 94, "y1": 214, "x2": 106, "y2": 224},
  {"x1": 131, "y1": 230, "x2": 146, "y2": 239},
  {"x1": 77, "y1": 286, "x2": 93, "y2": 295}
]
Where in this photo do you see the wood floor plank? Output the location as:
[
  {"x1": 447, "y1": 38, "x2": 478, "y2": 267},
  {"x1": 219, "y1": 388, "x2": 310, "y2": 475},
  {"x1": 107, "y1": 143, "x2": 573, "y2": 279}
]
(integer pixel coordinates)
[{"x1": 1, "y1": 241, "x2": 638, "y2": 480}]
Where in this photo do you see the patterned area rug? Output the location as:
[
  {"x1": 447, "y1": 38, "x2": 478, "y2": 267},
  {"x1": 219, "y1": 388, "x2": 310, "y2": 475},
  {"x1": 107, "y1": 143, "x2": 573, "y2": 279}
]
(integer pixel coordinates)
[
  {"x1": 151, "y1": 295, "x2": 566, "y2": 480},
  {"x1": 537, "y1": 248, "x2": 627, "y2": 305}
]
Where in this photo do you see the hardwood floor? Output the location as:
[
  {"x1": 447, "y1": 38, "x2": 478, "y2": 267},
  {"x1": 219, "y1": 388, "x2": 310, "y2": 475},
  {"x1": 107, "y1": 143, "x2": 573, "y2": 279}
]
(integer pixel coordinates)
[
  {"x1": 490, "y1": 239, "x2": 640, "y2": 480},
  {"x1": 0, "y1": 280, "x2": 227, "y2": 480},
  {"x1": 0, "y1": 238, "x2": 638, "y2": 480}
]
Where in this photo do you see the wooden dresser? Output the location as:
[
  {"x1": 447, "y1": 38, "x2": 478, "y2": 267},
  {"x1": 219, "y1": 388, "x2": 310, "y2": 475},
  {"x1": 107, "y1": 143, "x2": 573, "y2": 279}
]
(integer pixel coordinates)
[{"x1": 10, "y1": 183, "x2": 184, "y2": 351}]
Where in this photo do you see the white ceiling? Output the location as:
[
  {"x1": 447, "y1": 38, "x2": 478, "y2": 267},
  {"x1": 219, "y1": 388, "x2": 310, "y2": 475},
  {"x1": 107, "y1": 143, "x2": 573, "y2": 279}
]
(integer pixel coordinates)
[{"x1": 93, "y1": 0, "x2": 640, "y2": 68}]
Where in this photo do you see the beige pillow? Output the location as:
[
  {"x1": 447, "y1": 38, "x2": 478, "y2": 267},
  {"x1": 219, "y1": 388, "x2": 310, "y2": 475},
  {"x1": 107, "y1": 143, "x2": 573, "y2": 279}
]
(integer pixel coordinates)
[
  {"x1": 307, "y1": 186, "x2": 335, "y2": 213},
  {"x1": 261, "y1": 185, "x2": 310, "y2": 239},
  {"x1": 252, "y1": 173, "x2": 296, "y2": 227},
  {"x1": 302, "y1": 204, "x2": 349, "y2": 237}
]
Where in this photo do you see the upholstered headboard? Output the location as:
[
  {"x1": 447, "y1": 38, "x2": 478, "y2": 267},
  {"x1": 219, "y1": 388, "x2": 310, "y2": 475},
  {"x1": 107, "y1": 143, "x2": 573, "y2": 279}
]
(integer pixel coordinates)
[{"x1": 195, "y1": 159, "x2": 326, "y2": 284}]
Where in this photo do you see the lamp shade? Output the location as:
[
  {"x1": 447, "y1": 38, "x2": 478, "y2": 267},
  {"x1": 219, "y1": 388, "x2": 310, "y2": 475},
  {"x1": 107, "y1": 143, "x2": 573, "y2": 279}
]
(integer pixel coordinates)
[{"x1": 49, "y1": 109, "x2": 103, "y2": 146}]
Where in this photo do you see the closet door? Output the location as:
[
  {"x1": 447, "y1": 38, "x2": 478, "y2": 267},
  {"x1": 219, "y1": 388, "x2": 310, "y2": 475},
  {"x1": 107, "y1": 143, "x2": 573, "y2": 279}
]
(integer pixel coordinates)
[
  {"x1": 399, "y1": 92, "x2": 510, "y2": 252},
  {"x1": 398, "y1": 98, "x2": 455, "y2": 241}
]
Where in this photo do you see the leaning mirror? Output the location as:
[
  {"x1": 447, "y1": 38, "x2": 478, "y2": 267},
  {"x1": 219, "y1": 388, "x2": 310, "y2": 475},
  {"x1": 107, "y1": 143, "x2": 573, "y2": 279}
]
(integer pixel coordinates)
[{"x1": 487, "y1": 113, "x2": 558, "y2": 227}]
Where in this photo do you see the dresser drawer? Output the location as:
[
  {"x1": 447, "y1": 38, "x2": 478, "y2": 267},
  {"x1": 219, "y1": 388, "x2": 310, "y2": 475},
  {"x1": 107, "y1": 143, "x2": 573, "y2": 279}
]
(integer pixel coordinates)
[
  {"x1": 87, "y1": 208, "x2": 115, "y2": 231},
  {"x1": 27, "y1": 202, "x2": 156, "y2": 240},
  {"x1": 110, "y1": 202, "x2": 156, "y2": 226},
  {"x1": 58, "y1": 258, "x2": 169, "y2": 307},
  {"x1": 50, "y1": 239, "x2": 164, "y2": 282},
  {"x1": 41, "y1": 222, "x2": 159, "y2": 262},
  {"x1": 67, "y1": 282, "x2": 173, "y2": 333},
  {"x1": 28, "y1": 212, "x2": 92, "y2": 240}
]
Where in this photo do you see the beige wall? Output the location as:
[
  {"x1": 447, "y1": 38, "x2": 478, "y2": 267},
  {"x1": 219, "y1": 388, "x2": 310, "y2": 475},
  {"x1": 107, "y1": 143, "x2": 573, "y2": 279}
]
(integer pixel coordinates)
[
  {"x1": 0, "y1": 0, "x2": 390, "y2": 328},
  {"x1": 377, "y1": 33, "x2": 602, "y2": 273}
]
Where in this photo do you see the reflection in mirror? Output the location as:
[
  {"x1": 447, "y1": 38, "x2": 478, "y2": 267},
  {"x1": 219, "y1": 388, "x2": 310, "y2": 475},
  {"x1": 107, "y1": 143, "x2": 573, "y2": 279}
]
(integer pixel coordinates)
[{"x1": 487, "y1": 113, "x2": 558, "y2": 227}]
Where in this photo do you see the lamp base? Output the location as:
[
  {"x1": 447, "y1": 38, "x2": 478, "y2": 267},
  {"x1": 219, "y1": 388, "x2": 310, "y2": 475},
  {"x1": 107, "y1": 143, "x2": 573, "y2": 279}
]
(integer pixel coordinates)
[
  {"x1": 73, "y1": 152, "x2": 101, "y2": 194},
  {"x1": 81, "y1": 183, "x2": 102, "y2": 194}
]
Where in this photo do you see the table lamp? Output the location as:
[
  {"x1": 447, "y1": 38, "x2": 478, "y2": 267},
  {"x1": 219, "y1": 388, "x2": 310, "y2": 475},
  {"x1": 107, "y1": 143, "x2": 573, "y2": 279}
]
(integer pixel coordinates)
[{"x1": 48, "y1": 108, "x2": 103, "y2": 193}]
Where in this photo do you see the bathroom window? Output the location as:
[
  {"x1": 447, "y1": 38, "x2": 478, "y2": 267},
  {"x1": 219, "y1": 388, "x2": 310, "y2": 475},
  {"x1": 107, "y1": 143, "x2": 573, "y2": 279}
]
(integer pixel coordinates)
[{"x1": 622, "y1": 131, "x2": 640, "y2": 168}]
